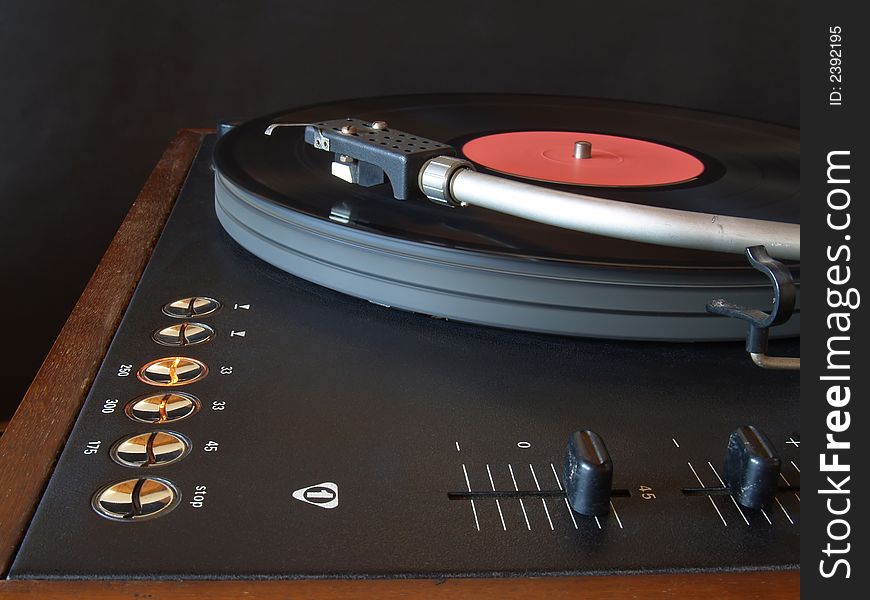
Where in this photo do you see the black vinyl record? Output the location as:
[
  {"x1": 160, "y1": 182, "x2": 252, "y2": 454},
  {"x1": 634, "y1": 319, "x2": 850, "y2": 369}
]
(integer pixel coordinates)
[{"x1": 213, "y1": 94, "x2": 799, "y2": 340}]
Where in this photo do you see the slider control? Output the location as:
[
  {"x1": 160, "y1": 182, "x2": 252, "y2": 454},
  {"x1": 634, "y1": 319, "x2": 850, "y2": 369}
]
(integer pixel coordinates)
[
  {"x1": 563, "y1": 430, "x2": 613, "y2": 517},
  {"x1": 723, "y1": 425, "x2": 781, "y2": 510}
]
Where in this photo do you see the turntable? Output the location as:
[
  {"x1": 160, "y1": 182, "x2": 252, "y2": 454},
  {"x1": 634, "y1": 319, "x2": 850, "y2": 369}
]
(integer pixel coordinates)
[{"x1": 0, "y1": 95, "x2": 800, "y2": 597}]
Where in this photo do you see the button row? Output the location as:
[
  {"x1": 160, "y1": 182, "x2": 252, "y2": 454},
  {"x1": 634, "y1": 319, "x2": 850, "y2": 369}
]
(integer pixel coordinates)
[{"x1": 93, "y1": 296, "x2": 221, "y2": 522}]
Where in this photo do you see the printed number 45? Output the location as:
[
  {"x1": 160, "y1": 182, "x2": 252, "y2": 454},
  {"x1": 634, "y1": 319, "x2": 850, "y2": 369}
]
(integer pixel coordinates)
[{"x1": 639, "y1": 485, "x2": 656, "y2": 500}]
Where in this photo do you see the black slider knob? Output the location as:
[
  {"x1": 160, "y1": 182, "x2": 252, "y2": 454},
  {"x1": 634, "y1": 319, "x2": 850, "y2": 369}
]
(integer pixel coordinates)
[
  {"x1": 723, "y1": 425, "x2": 781, "y2": 510},
  {"x1": 563, "y1": 430, "x2": 613, "y2": 517}
]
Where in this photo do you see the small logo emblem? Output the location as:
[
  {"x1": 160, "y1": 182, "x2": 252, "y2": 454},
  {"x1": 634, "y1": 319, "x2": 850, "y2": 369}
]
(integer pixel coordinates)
[{"x1": 292, "y1": 482, "x2": 339, "y2": 509}]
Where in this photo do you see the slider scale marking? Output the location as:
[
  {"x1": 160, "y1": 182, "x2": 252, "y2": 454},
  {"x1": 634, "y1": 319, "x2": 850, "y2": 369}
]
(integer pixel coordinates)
[
  {"x1": 688, "y1": 461, "x2": 727, "y2": 526},
  {"x1": 789, "y1": 460, "x2": 801, "y2": 502},
  {"x1": 454, "y1": 442, "x2": 625, "y2": 531},
  {"x1": 609, "y1": 501, "x2": 623, "y2": 529},
  {"x1": 509, "y1": 464, "x2": 532, "y2": 530},
  {"x1": 461, "y1": 463, "x2": 480, "y2": 531},
  {"x1": 549, "y1": 463, "x2": 578, "y2": 530},
  {"x1": 486, "y1": 464, "x2": 507, "y2": 531},
  {"x1": 529, "y1": 464, "x2": 554, "y2": 531},
  {"x1": 775, "y1": 497, "x2": 794, "y2": 524},
  {"x1": 708, "y1": 462, "x2": 750, "y2": 526},
  {"x1": 677, "y1": 434, "x2": 800, "y2": 526}
]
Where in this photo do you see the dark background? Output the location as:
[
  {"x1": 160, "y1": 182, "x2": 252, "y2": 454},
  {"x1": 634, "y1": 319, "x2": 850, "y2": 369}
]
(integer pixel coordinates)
[{"x1": 0, "y1": 1, "x2": 798, "y2": 419}]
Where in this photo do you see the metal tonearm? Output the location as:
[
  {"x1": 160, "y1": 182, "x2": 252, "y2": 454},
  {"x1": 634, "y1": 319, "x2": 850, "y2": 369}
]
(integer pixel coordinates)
[{"x1": 267, "y1": 117, "x2": 800, "y2": 261}]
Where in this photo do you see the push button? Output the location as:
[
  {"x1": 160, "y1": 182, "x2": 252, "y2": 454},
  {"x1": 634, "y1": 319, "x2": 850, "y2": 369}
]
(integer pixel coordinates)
[
  {"x1": 110, "y1": 431, "x2": 190, "y2": 467},
  {"x1": 152, "y1": 322, "x2": 215, "y2": 346},
  {"x1": 126, "y1": 392, "x2": 199, "y2": 423},
  {"x1": 92, "y1": 478, "x2": 178, "y2": 521},
  {"x1": 162, "y1": 297, "x2": 221, "y2": 318},
  {"x1": 138, "y1": 357, "x2": 207, "y2": 386}
]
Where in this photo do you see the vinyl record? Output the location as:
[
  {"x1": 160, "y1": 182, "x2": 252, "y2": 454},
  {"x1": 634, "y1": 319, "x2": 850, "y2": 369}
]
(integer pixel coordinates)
[{"x1": 213, "y1": 94, "x2": 799, "y2": 340}]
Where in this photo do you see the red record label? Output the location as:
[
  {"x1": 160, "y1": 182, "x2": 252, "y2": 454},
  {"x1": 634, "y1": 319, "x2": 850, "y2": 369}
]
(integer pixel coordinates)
[{"x1": 462, "y1": 131, "x2": 705, "y2": 187}]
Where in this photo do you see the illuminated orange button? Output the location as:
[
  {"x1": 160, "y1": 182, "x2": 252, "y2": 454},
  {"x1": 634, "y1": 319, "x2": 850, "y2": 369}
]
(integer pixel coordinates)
[{"x1": 137, "y1": 357, "x2": 207, "y2": 386}]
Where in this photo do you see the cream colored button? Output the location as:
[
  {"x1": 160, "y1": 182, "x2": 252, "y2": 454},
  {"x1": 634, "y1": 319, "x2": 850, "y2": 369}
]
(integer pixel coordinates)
[
  {"x1": 111, "y1": 431, "x2": 190, "y2": 467},
  {"x1": 126, "y1": 392, "x2": 199, "y2": 424},
  {"x1": 92, "y1": 478, "x2": 179, "y2": 521},
  {"x1": 138, "y1": 357, "x2": 207, "y2": 386},
  {"x1": 152, "y1": 322, "x2": 215, "y2": 346},
  {"x1": 162, "y1": 297, "x2": 221, "y2": 318}
]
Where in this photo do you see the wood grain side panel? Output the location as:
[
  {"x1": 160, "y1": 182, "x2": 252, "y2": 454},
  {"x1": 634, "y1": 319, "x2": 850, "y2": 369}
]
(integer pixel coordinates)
[{"x1": 0, "y1": 130, "x2": 206, "y2": 576}]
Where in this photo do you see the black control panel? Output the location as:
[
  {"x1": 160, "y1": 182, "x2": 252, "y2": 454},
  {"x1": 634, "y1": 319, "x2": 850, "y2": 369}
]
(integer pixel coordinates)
[{"x1": 10, "y1": 137, "x2": 799, "y2": 579}]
